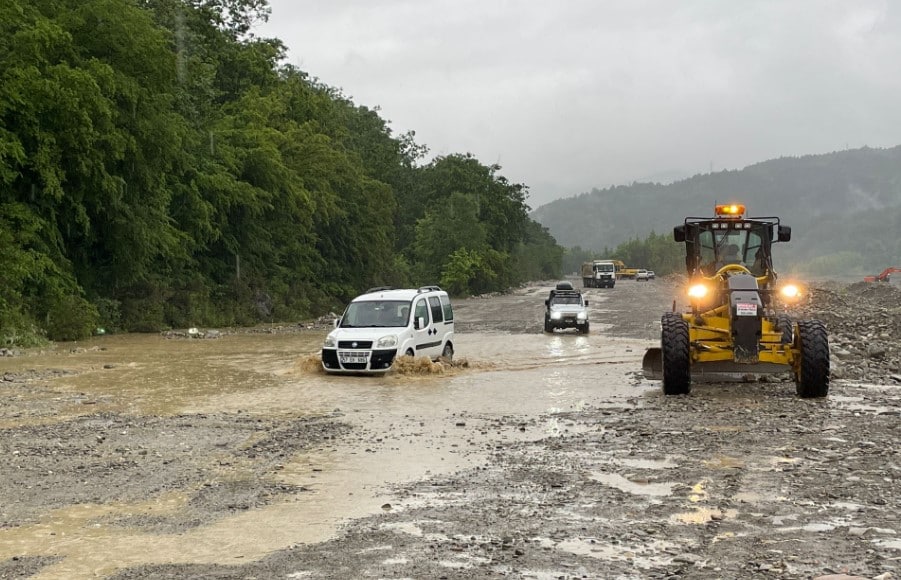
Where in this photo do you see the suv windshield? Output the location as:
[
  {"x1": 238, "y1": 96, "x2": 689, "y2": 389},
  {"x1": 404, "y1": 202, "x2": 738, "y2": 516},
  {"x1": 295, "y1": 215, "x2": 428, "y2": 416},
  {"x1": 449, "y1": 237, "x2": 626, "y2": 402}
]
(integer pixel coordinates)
[
  {"x1": 551, "y1": 295, "x2": 582, "y2": 305},
  {"x1": 340, "y1": 300, "x2": 410, "y2": 328}
]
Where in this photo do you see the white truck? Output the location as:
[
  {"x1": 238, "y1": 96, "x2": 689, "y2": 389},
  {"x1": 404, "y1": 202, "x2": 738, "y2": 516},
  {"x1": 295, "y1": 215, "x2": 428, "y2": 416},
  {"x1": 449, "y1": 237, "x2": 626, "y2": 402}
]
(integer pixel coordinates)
[{"x1": 580, "y1": 260, "x2": 616, "y2": 288}]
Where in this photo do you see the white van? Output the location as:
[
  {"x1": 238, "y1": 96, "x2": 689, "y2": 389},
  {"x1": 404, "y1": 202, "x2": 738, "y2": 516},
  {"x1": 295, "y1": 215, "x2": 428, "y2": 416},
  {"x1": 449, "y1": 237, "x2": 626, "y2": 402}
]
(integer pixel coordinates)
[{"x1": 321, "y1": 286, "x2": 455, "y2": 373}]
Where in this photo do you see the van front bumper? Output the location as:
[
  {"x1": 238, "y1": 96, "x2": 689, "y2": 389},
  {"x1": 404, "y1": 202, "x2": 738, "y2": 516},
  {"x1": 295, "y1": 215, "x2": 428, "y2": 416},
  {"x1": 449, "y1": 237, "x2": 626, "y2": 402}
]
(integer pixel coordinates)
[{"x1": 322, "y1": 348, "x2": 398, "y2": 373}]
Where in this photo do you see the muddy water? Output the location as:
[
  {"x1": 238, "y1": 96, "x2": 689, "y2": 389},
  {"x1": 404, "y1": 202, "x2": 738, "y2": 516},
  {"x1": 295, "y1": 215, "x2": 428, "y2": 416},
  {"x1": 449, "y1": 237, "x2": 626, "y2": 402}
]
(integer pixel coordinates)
[{"x1": 0, "y1": 323, "x2": 655, "y2": 578}]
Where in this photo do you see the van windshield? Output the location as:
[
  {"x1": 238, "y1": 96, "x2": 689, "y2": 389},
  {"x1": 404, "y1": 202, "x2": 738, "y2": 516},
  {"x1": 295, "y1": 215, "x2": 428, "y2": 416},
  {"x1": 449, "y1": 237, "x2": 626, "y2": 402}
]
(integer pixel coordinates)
[{"x1": 340, "y1": 300, "x2": 411, "y2": 328}]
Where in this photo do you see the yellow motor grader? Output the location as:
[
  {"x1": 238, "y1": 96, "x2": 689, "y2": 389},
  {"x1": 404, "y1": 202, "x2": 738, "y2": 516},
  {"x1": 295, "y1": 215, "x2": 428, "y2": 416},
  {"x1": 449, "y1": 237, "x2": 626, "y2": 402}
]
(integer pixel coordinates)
[{"x1": 642, "y1": 204, "x2": 830, "y2": 398}]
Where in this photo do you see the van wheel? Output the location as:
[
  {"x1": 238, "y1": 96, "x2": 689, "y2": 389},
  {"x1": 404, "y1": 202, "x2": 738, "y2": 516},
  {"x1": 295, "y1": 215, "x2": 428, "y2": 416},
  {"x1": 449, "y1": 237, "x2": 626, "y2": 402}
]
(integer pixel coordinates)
[{"x1": 441, "y1": 342, "x2": 454, "y2": 362}]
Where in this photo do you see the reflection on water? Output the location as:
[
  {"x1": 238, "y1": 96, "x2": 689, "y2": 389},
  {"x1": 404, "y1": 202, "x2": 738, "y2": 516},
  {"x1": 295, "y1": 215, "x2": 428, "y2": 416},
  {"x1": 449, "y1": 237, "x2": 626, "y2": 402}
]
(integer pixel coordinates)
[
  {"x1": 590, "y1": 472, "x2": 676, "y2": 497},
  {"x1": 0, "y1": 328, "x2": 653, "y2": 577}
]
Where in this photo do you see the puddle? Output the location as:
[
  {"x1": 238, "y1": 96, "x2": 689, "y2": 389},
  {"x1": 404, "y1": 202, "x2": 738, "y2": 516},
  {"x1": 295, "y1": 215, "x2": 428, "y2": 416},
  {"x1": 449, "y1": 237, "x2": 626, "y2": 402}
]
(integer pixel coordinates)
[
  {"x1": 873, "y1": 539, "x2": 901, "y2": 550},
  {"x1": 830, "y1": 502, "x2": 866, "y2": 511},
  {"x1": 769, "y1": 456, "x2": 801, "y2": 468},
  {"x1": 703, "y1": 456, "x2": 745, "y2": 469},
  {"x1": 540, "y1": 536, "x2": 683, "y2": 569},
  {"x1": 829, "y1": 393, "x2": 899, "y2": 414},
  {"x1": 590, "y1": 472, "x2": 675, "y2": 497},
  {"x1": 732, "y1": 491, "x2": 764, "y2": 503},
  {"x1": 671, "y1": 507, "x2": 738, "y2": 524},
  {"x1": 615, "y1": 457, "x2": 679, "y2": 470}
]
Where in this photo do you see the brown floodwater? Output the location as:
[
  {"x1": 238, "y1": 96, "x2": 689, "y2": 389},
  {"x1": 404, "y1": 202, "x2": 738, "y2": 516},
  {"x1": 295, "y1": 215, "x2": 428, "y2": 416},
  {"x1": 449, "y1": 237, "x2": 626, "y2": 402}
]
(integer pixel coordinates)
[{"x1": 0, "y1": 326, "x2": 655, "y2": 578}]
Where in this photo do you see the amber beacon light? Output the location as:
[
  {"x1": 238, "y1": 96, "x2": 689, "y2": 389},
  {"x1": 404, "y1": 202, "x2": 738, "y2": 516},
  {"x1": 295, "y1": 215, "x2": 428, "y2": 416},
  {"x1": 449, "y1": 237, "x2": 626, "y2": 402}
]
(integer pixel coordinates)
[{"x1": 714, "y1": 203, "x2": 746, "y2": 218}]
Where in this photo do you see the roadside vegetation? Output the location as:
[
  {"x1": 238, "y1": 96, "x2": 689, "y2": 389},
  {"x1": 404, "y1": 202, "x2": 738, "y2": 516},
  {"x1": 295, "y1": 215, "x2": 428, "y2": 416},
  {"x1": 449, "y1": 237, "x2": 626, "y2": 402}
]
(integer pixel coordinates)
[
  {"x1": 0, "y1": 0, "x2": 562, "y2": 343},
  {"x1": 563, "y1": 231, "x2": 686, "y2": 277}
]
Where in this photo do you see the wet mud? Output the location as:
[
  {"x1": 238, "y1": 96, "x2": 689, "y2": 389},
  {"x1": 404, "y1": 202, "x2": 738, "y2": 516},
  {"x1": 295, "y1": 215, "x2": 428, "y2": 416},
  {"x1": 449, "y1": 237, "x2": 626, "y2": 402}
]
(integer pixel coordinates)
[{"x1": 0, "y1": 277, "x2": 899, "y2": 579}]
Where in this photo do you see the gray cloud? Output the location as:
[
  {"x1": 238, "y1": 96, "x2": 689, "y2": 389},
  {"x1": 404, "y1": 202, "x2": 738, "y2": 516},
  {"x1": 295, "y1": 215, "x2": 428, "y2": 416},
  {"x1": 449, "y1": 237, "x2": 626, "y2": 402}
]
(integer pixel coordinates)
[{"x1": 257, "y1": 1, "x2": 901, "y2": 207}]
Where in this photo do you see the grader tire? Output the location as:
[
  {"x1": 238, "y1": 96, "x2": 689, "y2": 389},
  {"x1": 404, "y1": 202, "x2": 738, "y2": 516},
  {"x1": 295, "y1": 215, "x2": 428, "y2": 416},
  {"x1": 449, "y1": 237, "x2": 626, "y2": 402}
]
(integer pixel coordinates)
[
  {"x1": 795, "y1": 319, "x2": 830, "y2": 398},
  {"x1": 776, "y1": 315, "x2": 794, "y2": 345},
  {"x1": 661, "y1": 312, "x2": 691, "y2": 395}
]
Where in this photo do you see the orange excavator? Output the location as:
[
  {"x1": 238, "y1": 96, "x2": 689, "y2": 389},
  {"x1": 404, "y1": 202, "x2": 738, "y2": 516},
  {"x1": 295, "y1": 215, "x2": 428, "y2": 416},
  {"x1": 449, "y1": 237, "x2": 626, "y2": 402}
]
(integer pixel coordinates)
[{"x1": 864, "y1": 267, "x2": 901, "y2": 282}]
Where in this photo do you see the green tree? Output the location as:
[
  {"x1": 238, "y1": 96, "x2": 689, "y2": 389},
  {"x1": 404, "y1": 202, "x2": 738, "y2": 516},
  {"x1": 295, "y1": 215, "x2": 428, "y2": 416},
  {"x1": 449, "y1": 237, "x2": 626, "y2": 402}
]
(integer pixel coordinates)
[{"x1": 414, "y1": 192, "x2": 487, "y2": 282}]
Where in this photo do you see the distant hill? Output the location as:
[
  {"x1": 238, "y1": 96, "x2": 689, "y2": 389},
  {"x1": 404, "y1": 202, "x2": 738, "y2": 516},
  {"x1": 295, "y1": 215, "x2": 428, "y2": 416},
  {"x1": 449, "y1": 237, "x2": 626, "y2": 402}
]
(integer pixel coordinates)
[{"x1": 530, "y1": 146, "x2": 901, "y2": 274}]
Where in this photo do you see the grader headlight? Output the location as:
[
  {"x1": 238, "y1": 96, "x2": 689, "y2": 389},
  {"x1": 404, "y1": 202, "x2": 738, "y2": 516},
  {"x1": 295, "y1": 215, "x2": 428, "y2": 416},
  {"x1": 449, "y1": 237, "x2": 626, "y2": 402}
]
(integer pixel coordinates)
[
  {"x1": 779, "y1": 283, "x2": 804, "y2": 304},
  {"x1": 780, "y1": 284, "x2": 800, "y2": 299},
  {"x1": 688, "y1": 283, "x2": 709, "y2": 299}
]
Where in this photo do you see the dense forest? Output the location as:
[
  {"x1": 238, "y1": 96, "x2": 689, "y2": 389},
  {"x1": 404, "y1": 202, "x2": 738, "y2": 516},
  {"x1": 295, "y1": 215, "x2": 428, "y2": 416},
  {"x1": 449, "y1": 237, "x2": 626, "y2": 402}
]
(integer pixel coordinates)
[
  {"x1": 534, "y1": 146, "x2": 901, "y2": 276},
  {"x1": 0, "y1": 0, "x2": 563, "y2": 344}
]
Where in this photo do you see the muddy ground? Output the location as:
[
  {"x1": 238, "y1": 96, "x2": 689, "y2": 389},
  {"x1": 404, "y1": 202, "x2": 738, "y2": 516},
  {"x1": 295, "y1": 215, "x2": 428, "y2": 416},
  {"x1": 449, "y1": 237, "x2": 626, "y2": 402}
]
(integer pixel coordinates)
[{"x1": 1, "y1": 277, "x2": 900, "y2": 579}]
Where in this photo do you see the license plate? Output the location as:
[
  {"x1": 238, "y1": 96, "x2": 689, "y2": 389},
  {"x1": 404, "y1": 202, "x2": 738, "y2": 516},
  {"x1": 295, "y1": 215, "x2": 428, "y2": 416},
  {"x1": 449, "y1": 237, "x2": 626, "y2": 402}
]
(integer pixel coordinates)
[
  {"x1": 339, "y1": 352, "x2": 369, "y2": 364},
  {"x1": 736, "y1": 303, "x2": 758, "y2": 316}
]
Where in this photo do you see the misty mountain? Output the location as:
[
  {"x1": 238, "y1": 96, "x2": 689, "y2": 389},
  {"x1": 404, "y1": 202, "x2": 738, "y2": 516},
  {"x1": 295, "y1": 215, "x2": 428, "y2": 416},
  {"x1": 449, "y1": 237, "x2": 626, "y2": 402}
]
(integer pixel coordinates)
[{"x1": 530, "y1": 146, "x2": 901, "y2": 273}]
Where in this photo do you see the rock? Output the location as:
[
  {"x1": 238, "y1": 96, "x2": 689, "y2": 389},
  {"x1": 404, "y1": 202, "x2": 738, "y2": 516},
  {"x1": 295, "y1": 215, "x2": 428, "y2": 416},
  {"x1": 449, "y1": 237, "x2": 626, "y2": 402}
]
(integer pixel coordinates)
[
  {"x1": 867, "y1": 345, "x2": 887, "y2": 359},
  {"x1": 672, "y1": 553, "x2": 703, "y2": 564}
]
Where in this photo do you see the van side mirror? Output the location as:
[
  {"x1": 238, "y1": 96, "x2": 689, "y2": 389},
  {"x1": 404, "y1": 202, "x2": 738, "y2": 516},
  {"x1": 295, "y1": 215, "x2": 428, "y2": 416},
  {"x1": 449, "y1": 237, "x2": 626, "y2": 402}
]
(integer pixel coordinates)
[
  {"x1": 777, "y1": 225, "x2": 791, "y2": 242},
  {"x1": 544, "y1": 299, "x2": 549, "y2": 306},
  {"x1": 584, "y1": 300, "x2": 589, "y2": 306},
  {"x1": 414, "y1": 316, "x2": 426, "y2": 330},
  {"x1": 333, "y1": 318, "x2": 341, "y2": 328},
  {"x1": 674, "y1": 225, "x2": 685, "y2": 243}
]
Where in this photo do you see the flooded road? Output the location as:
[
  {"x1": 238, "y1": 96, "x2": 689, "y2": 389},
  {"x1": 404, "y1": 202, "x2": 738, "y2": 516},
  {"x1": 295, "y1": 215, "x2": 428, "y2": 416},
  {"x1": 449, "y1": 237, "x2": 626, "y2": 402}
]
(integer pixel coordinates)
[
  {"x1": 3, "y1": 278, "x2": 899, "y2": 579},
  {"x1": 0, "y1": 282, "x2": 657, "y2": 578}
]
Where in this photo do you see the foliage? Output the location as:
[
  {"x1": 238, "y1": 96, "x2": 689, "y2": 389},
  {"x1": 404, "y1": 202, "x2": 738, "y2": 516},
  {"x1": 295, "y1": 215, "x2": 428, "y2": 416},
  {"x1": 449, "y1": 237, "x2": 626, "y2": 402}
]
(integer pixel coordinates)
[
  {"x1": 440, "y1": 249, "x2": 484, "y2": 296},
  {"x1": 603, "y1": 232, "x2": 686, "y2": 276},
  {"x1": 45, "y1": 294, "x2": 99, "y2": 341},
  {"x1": 0, "y1": 0, "x2": 563, "y2": 344}
]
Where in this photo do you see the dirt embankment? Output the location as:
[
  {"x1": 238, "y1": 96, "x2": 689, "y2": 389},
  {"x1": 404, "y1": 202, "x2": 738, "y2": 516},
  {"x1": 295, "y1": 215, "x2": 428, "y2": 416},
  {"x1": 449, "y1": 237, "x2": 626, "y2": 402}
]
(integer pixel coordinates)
[{"x1": 796, "y1": 281, "x2": 901, "y2": 384}]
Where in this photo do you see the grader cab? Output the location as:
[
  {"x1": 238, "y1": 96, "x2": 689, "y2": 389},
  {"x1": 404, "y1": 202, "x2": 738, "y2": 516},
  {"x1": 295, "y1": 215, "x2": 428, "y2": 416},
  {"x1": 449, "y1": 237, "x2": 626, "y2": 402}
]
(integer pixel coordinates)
[{"x1": 642, "y1": 204, "x2": 830, "y2": 398}]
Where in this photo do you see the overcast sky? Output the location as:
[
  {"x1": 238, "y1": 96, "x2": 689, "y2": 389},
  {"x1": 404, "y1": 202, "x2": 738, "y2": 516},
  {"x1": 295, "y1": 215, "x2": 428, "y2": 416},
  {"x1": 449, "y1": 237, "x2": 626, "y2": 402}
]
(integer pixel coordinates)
[{"x1": 256, "y1": 1, "x2": 901, "y2": 208}]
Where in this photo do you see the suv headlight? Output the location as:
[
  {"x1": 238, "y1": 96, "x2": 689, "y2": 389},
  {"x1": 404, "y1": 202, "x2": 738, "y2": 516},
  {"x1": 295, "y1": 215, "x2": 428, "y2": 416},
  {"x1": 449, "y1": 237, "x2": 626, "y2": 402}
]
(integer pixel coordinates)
[
  {"x1": 376, "y1": 334, "x2": 398, "y2": 348},
  {"x1": 577, "y1": 312, "x2": 587, "y2": 320},
  {"x1": 323, "y1": 335, "x2": 337, "y2": 348},
  {"x1": 551, "y1": 311, "x2": 562, "y2": 320}
]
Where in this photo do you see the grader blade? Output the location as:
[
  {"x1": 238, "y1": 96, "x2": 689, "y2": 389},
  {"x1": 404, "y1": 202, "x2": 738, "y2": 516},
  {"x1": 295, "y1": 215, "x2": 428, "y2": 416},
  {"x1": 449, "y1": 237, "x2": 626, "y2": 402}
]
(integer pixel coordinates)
[{"x1": 642, "y1": 347, "x2": 663, "y2": 380}]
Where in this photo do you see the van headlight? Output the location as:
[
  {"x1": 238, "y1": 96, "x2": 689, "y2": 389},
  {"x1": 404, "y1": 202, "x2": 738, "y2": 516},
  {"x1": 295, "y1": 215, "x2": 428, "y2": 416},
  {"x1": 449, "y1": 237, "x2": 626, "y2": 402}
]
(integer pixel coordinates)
[
  {"x1": 551, "y1": 311, "x2": 562, "y2": 320},
  {"x1": 577, "y1": 312, "x2": 587, "y2": 320},
  {"x1": 376, "y1": 335, "x2": 398, "y2": 348},
  {"x1": 323, "y1": 335, "x2": 337, "y2": 348}
]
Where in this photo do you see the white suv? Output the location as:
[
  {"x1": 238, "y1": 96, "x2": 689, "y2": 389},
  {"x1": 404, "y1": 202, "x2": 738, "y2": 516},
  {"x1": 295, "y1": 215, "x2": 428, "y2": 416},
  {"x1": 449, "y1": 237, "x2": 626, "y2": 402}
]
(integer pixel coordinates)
[
  {"x1": 635, "y1": 269, "x2": 650, "y2": 281},
  {"x1": 322, "y1": 286, "x2": 455, "y2": 373},
  {"x1": 544, "y1": 281, "x2": 590, "y2": 334}
]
